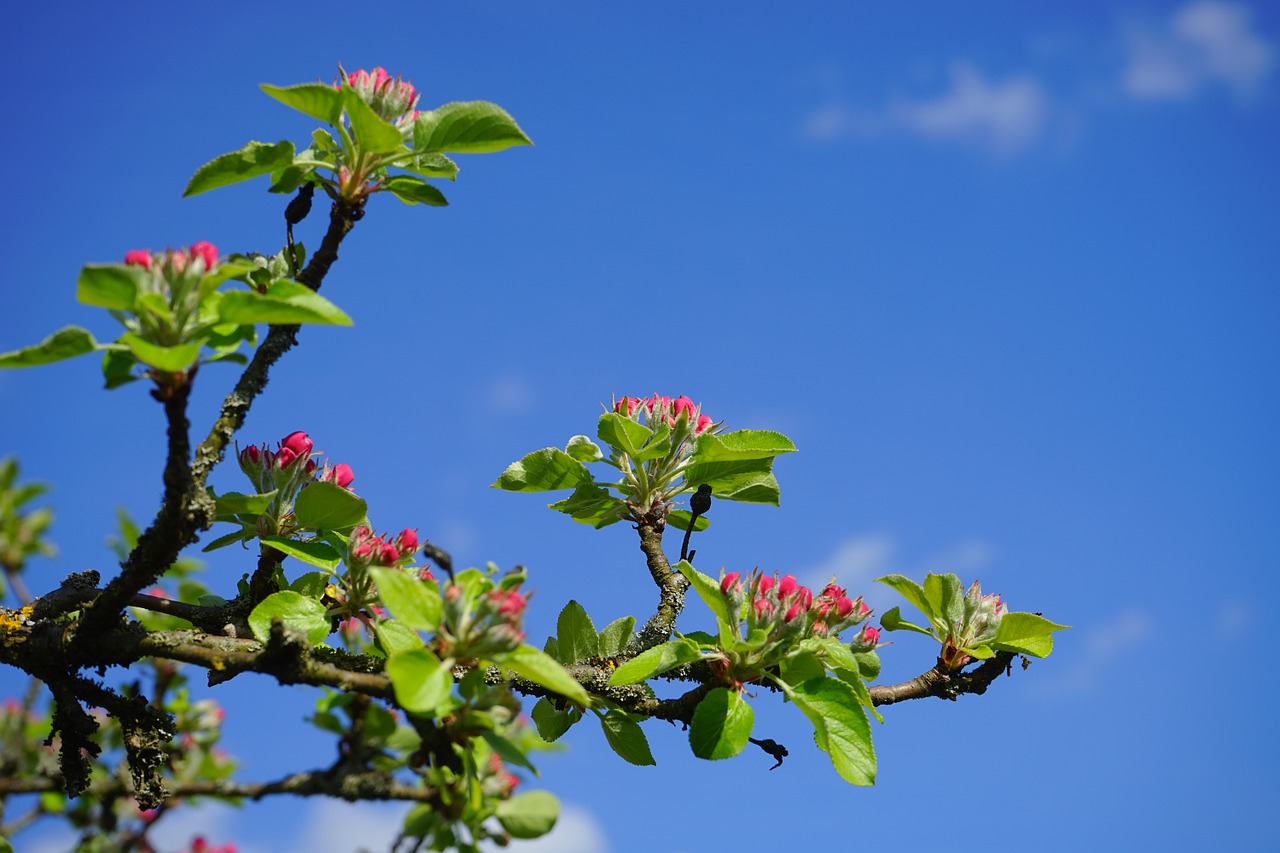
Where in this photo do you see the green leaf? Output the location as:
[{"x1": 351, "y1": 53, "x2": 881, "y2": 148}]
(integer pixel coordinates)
[
  {"x1": 248, "y1": 590, "x2": 331, "y2": 645},
  {"x1": 343, "y1": 88, "x2": 406, "y2": 153},
  {"x1": 876, "y1": 575, "x2": 934, "y2": 621},
  {"x1": 369, "y1": 566, "x2": 442, "y2": 633},
  {"x1": 184, "y1": 140, "x2": 297, "y2": 197},
  {"x1": 101, "y1": 348, "x2": 139, "y2": 388},
  {"x1": 482, "y1": 730, "x2": 540, "y2": 776},
  {"x1": 402, "y1": 151, "x2": 459, "y2": 180},
  {"x1": 555, "y1": 600, "x2": 599, "y2": 663},
  {"x1": 992, "y1": 612, "x2": 1069, "y2": 658},
  {"x1": 495, "y1": 790, "x2": 559, "y2": 839},
  {"x1": 375, "y1": 619, "x2": 425, "y2": 657},
  {"x1": 260, "y1": 83, "x2": 344, "y2": 124},
  {"x1": 382, "y1": 175, "x2": 448, "y2": 206},
  {"x1": 689, "y1": 687, "x2": 754, "y2": 759},
  {"x1": 118, "y1": 334, "x2": 202, "y2": 372},
  {"x1": 292, "y1": 481, "x2": 367, "y2": 531},
  {"x1": 0, "y1": 326, "x2": 102, "y2": 368},
  {"x1": 201, "y1": 528, "x2": 253, "y2": 553},
  {"x1": 261, "y1": 536, "x2": 342, "y2": 571},
  {"x1": 386, "y1": 648, "x2": 454, "y2": 715},
  {"x1": 77, "y1": 264, "x2": 147, "y2": 310},
  {"x1": 779, "y1": 650, "x2": 826, "y2": 686},
  {"x1": 501, "y1": 645, "x2": 590, "y2": 706},
  {"x1": 413, "y1": 101, "x2": 533, "y2": 154},
  {"x1": 675, "y1": 560, "x2": 735, "y2": 638},
  {"x1": 667, "y1": 509, "x2": 710, "y2": 532},
  {"x1": 548, "y1": 484, "x2": 626, "y2": 528},
  {"x1": 492, "y1": 448, "x2": 591, "y2": 492},
  {"x1": 691, "y1": 429, "x2": 797, "y2": 461},
  {"x1": 531, "y1": 697, "x2": 582, "y2": 742},
  {"x1": 609, "y1": 638, "x2": 702, "y2": 686},
  {"x1": 290, "y1": 572, "x2": 330, "y2": 598},
  {"x1": 596, "y1": 412, "x2": 654, "y2": 460},
  {"x1": 598, "y1": 709, "x2": 655, "y2": 766},
  {"x1": 680, "y1": 456, "x2": 781, "y2": 505},
  {"x1": 213, "y1": 490, "x2": 279, "y2": 518},
  {"x1": 597, "y1": 616, "x2": 635, "y2": 658},
  {"x1": 785, "y1": 677, "x2": 876, "y2": 786},
  {"x1": 564, "y1": 435, "x2": 603, "y2": 463},
  {"x1": 218, "y1": 281, "x2": 353, "y2": 326},
  {"x1": 924, "y1": 573, "x2": 964, "y2": 627},
  {"x1": 879, "y1": 606, "x2": 934, "y2": 636}
]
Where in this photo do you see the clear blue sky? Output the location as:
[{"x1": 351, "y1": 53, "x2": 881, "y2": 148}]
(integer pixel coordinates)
[{"x1": 3, "y1": 1, "x2": 1277, "y2": 851}]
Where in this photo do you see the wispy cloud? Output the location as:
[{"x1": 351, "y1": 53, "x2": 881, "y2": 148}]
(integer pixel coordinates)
[
  {"x1": 797, "y1": 533, "x2": 993, "y2": 612},
  {"x1": 803, "y1": 62, "x2": 1049, "y2": 155},
  {"x1": 1037, "y1": 608, "x2": 1152, "y2": 696},
  {"x1": 1122, "y1": 1, "x2": 1274, "y2": 100},
  {"x1": 486, "y1": 373, "x2": 536, "y2": 414}
]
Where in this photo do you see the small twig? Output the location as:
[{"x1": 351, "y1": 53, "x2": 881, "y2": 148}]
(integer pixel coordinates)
[{"x1": 678, "y1": 484, "x2": 712, "y2": 564}]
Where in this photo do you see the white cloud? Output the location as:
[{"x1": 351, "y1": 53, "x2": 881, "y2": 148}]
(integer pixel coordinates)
[
  {"x1": 1038, "y1": 608, "x2": 1152, "y2": 696},
  {"x1": 802, "y1": 62, "x2": 1049, "y2": 155},
  {"x1": 1216, "y1": 599, "x2": 1252, "y2": 637},
  {"x1": 486, "y1": 374, "x2": 536, "y2": 414},
  {"x1": 797, "y1": 533, "x2": 994, "y2": 613},
  {"x1": 1122, "y1": 1, "x2": 1274, "y2": 100},
  {"x1": 291, "y1": 799, "x2": 405, "y2": 852}
]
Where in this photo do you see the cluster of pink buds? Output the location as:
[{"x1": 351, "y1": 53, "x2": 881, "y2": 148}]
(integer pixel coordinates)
[
  {"x1": 720, "y1": 570, "x2": 877, "y2": 656},
  {"x1": 614, "y1": 394, "x2": 715, "y2": 436},
  {"x1": 338, "y1": 66, "x2": 420, "y2": 127},
  {"x1": 348, "y1": 525, "x2": 419, "y2": 569},
  {"x1": 238, "y1": 431, "x2": 355, "y2": 495},
  {"x1": 437, "y1": 580, "x2": 530, "y2": 660},
  {"x1": 484, "y1": 751, "x2": 520, "y2": 798},
  {"x1": 124, "y1": 241, "x2": 219, "y2": 276}
]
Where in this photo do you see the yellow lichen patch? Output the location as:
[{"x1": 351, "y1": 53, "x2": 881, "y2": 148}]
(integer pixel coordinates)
[
  {"x1": 211, "y1": 657, "x2": 226, "y2": 671},
  {"x1": 0, "y1": 605, "x2": 33, "y2": 644}
]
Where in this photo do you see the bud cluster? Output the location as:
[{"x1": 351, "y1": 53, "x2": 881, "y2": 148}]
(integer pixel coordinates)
[
  {"x1": 347, "y1": 525, "x2": 420, "y2": 570},
  {"x1": 437, "y1": 578, "x2": 529, "y2": 661},
  {"x1": 940, "y1": 580, "x2": 1008, "y2": 670},
  {"x1": 236, "y1": 431, "x2": 355, "y2": 537},
  {"x1": 719, "y1": 570, "x2": 876, "y2": 663},
  {"x1": 338, "y1": 66, "x2": 420, "y2": 128},
  {"x1": 613, "y1": 393, "x2": 715, "y2": 436},
  {"x1": 119, "y1": 242, "x2": 221, "y2": 372}
]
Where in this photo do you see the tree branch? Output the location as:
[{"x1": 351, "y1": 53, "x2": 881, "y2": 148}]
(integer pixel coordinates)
[
  {"x1": 626, "y1": 505, "x2": 689, "y2": 655},
  {"x1": 0, "y1": 769, "x2": 438, "y2": 803}
]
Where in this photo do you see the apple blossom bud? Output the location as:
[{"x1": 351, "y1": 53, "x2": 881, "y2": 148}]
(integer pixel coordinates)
[
  {"x1": 777, "y1": 574, "x2": 798, "y2": 600},
  {"x1": 784, "y1": 602, "x2": 805, "y2": 623},
  {"x1": 397, "y1": 528, "x2": 418, "y2": 553},
  {"x1": 378, "y1": 543, "x2": 401, "y2": 565},
  {"x1": 323, "y1": 463, "x2": 355, "y2": 489},
  {"x1": 695, "y1": 414, "x2": 713, "y2": 434},
  {"x1": 124, "y1": 250, "x2": 153, "y2": 269},
  {"x1": 190, "y1": 241, "x2": 218, "y2": 271},
  {"x1": 275, "y1": 447, "x2": 298, "y2": 469},
  {"x1": 280, "y1": 431, "x2": 313, "y2": 458},
  {"x1": 850, "y1": 624, "x2": 881, "y2": 653},
  {"x1": 720, "y1": 572, "x2": 741, "y2": 596}
]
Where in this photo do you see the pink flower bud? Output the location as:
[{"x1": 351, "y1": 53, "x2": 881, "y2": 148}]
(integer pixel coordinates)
[
  {"x1": 850, "y1": 624, "x2": 881, "y2": 653},
  {"x1": 757, "y1": 575, "x2": 774, "y2": 596},
  {"x1": 695, "y1": 414, "x2": 713, "y2": 434},
  {"x1": 352, "y1": 525, "x2": 371, "y2": 539},
  {"x1": 784, "y1": 602, "x2": 805, "y2": 623},
  {"x1": 835, "y1": 596, "x2": 855, "y2": 619},
  {"x1": 672, "y1": 395, "x2": 698, "y2": 420},
  {"x1": 352, "y1": 542, "x2": 373, "y2": 561},
  {"x1": 190, "y1": 241, "x2": 218, "y2": 271},
  {"x1": 124, "y1": 249, "x2": 153, "y2": 269},
  {"x1": 397, "y1": 528, "x2": 418, "y2": 553},
  {"x1": 378, "y1": 543, "x2": 401, "y2": 565},
  {"x1": 777, "y1": 574, "x2": 798, "y2": 600},
  {"x1": 240, "y1": 445, "x2": 261, "y2": 466},
  {"x1": 822, "y1": 583, "x2": 847, "y2": 599},
  {"x1": 418, "y1": 567, "x2": 435, "y2": 582},
  {"x1": 614, "y1": 396, "x2": 640, "y2": 416},
  {"x1": 275, "y1": 447, "x2": 298, "y2": 469},
  {"x1": 324, "y1": 463, "x2": 355, "y2": 489},
  {"x1": 720, "y1": 571, "x2": 741, "y2": 596},
  {"x1": 752, "y1": 598, "x2": 774, "y2": 620},
  {"x1": 280, "y1": 431, "x2": 313, "y2": 458}
]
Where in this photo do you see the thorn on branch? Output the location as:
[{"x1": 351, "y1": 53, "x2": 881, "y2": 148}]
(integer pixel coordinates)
[{"x1": 749, "y1": 736, "x2": 789, "y2": 770}]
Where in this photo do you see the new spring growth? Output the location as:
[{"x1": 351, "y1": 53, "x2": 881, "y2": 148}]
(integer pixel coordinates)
[
  {"x1": 337, "y1": 66, "x2": 420, "y2": 129},
  {"x1": 940, "y1": 580, "x2": 1008, "y2": 670},
  {"x1": 436, "y1": 574, "x2": 530, "y2": 661},
  {"x1": 118, "y1": 241, "x2": 221, "y2": 380},
  {"x1": 719, "y1": 570, "x2": 876, "y2": 675},
  {"x1": 608, "y1": 393, "x2": 720, "y2": 516},
  {"x1": 236, "y1": 431, "x2": 355, "y2": 537}
]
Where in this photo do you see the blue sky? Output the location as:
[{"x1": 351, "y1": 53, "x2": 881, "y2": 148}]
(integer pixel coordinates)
[{"x1": 2, "y1": 1, "x2": 1277, "y2": 851}]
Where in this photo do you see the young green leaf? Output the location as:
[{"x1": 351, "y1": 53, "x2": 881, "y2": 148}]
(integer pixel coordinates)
[
  {"x1": 260, "y1": 536, "x2": 342, "y2": 571},
  {"x1": 555, "y1": 600, "x2": 599, "y2": 663},
  {"x1": 689, "y1": 687, "x2": 754, "y2": 760},
  {"x1": 118, "y1": 335, "x2": 202, "y2": 373},
  {"x1": 992, "y1": 612, "x2": 1069, "y2": 658},
  {"x1": 343, "y1": 88, "x2": 406, "y2": 153},
  {"x1": 76, "y1": 264, "x2": 146, "y2": 310},
  {"x1": 876, "y1": 575, "x2": 934, "y2": 621},
  {"x1": 596, "y1": 412, "x2": 654, "y2": 460},
  {"x1": 564, "y1": 435, "x2": 604, "y2": 463},
  {"x1": 248, "y1": 591, "x2": 331, "y2": 645},
  {"x1": 374, "y1": 619, "x2": 424, "y2": 657},
  {"x1": 878, "y1": 606, "x2": 934, "y2": 636},
  {"x1": 413, "y1": 101, "x2": 533, "y2": 154},
  {"x1": 598, "y1": 709, "x2": 656, "y2": 766},
  {"x1": 608, "y1": 638, "x2": 702, "y2": 686},
  {"x1": 218, "y1": 281, "x2": 353, "y2": 326},
  {"x1": 675, "y1": 560, "x2": 735, "y2": 639},
  {"x1": 691, "y1": 429, "x2": 797, "y2": 461},
  {"x1": 924, "y1": 572, "x2": 964, "y2": 627},
  {"x1": 292, "y1": 481, "x2": 368, "y2": 531},
  {"x1": 382, "y1": 175, "x2": 449, "y2": 206},
  {"x1": 548, "y1": 484, "x2": 625, "y2": 528},
  {"x1": 369, "y1": 567, "x2": 442, "y2": 633},
  {"x1": 784, "y1": 677, "x2": 876, "y2": 786},
  {"x1": 492, "y1": 448, "x2": 591, "y2": 492},
  {"x1": 597, "y1": 615, "x2": 635, "y2": 658},
  {"x1": 0, "y1": 327, "x2": 103, "y2": 368},
  {"x1": 495, "y1": 790, "x2": 559, "y2": 839},
  {"x1": 260, "y1": 83, "x2": 344, "y2": 124},
  {"x1": 500, "y1": 645, "x2": 591, "y2": 706},
  {"x1": 184, "y1": 140, "x2": 297, "y2": 197},
  {"x1": 213, "y1": 490, "x2": 279, "y2": 518},
  {"x1": 531, "y1": 697, "x2": 582, "y2": 742},
  {"x1": 666, "y1": 510, "x2": 711, "y2": 532},
  {"x1": 386, "y1": 648, "x2": 454, "y2": 715}
]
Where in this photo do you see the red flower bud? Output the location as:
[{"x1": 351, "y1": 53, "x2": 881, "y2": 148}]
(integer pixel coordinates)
[
  {"x1": 324, "y1": 463, "x2": 355, "y2": 489},
  {"x1": 835, "y1": 597, "x2": 855, "y2": 619},
  {"x1": 397, "y1": 528, "x2": 418, "y2": 553},
  {"x1": 280, "y1": 431, "x2": 313, "y2": 458},
  {"x1": 190, "y1": 241, "x2": 218, "y2": 271},
  {"x1": 757, "y1": 575, "x2": 774, "y2": 596},
  {"x1": 275, "y1": 447, "x2": 298, "y2": 469},
  {"x1": 378, "y1": 543, "x2": 401, "y2": 565},
  {"x1": 695, "y1": 414, "x2": 713, "y2": 434},
  {"x1": 672, "y1": 395, "x2": 698, "y2": 420},
  {"x1": 752, "y1": 598, "x2": 774, "y2": 620},
  {"x1": 784, "y1": 602, "x2": 805, "y2": 623},
  {"x1": 777, "y1": 574, "x2": 798, "y2": 600},
  {"x1": 720, "y1": 571, "x2": 741, "y2": 596},
  {"x1": 124, "y1": 249, "x2": 152, "y2": 269}
]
